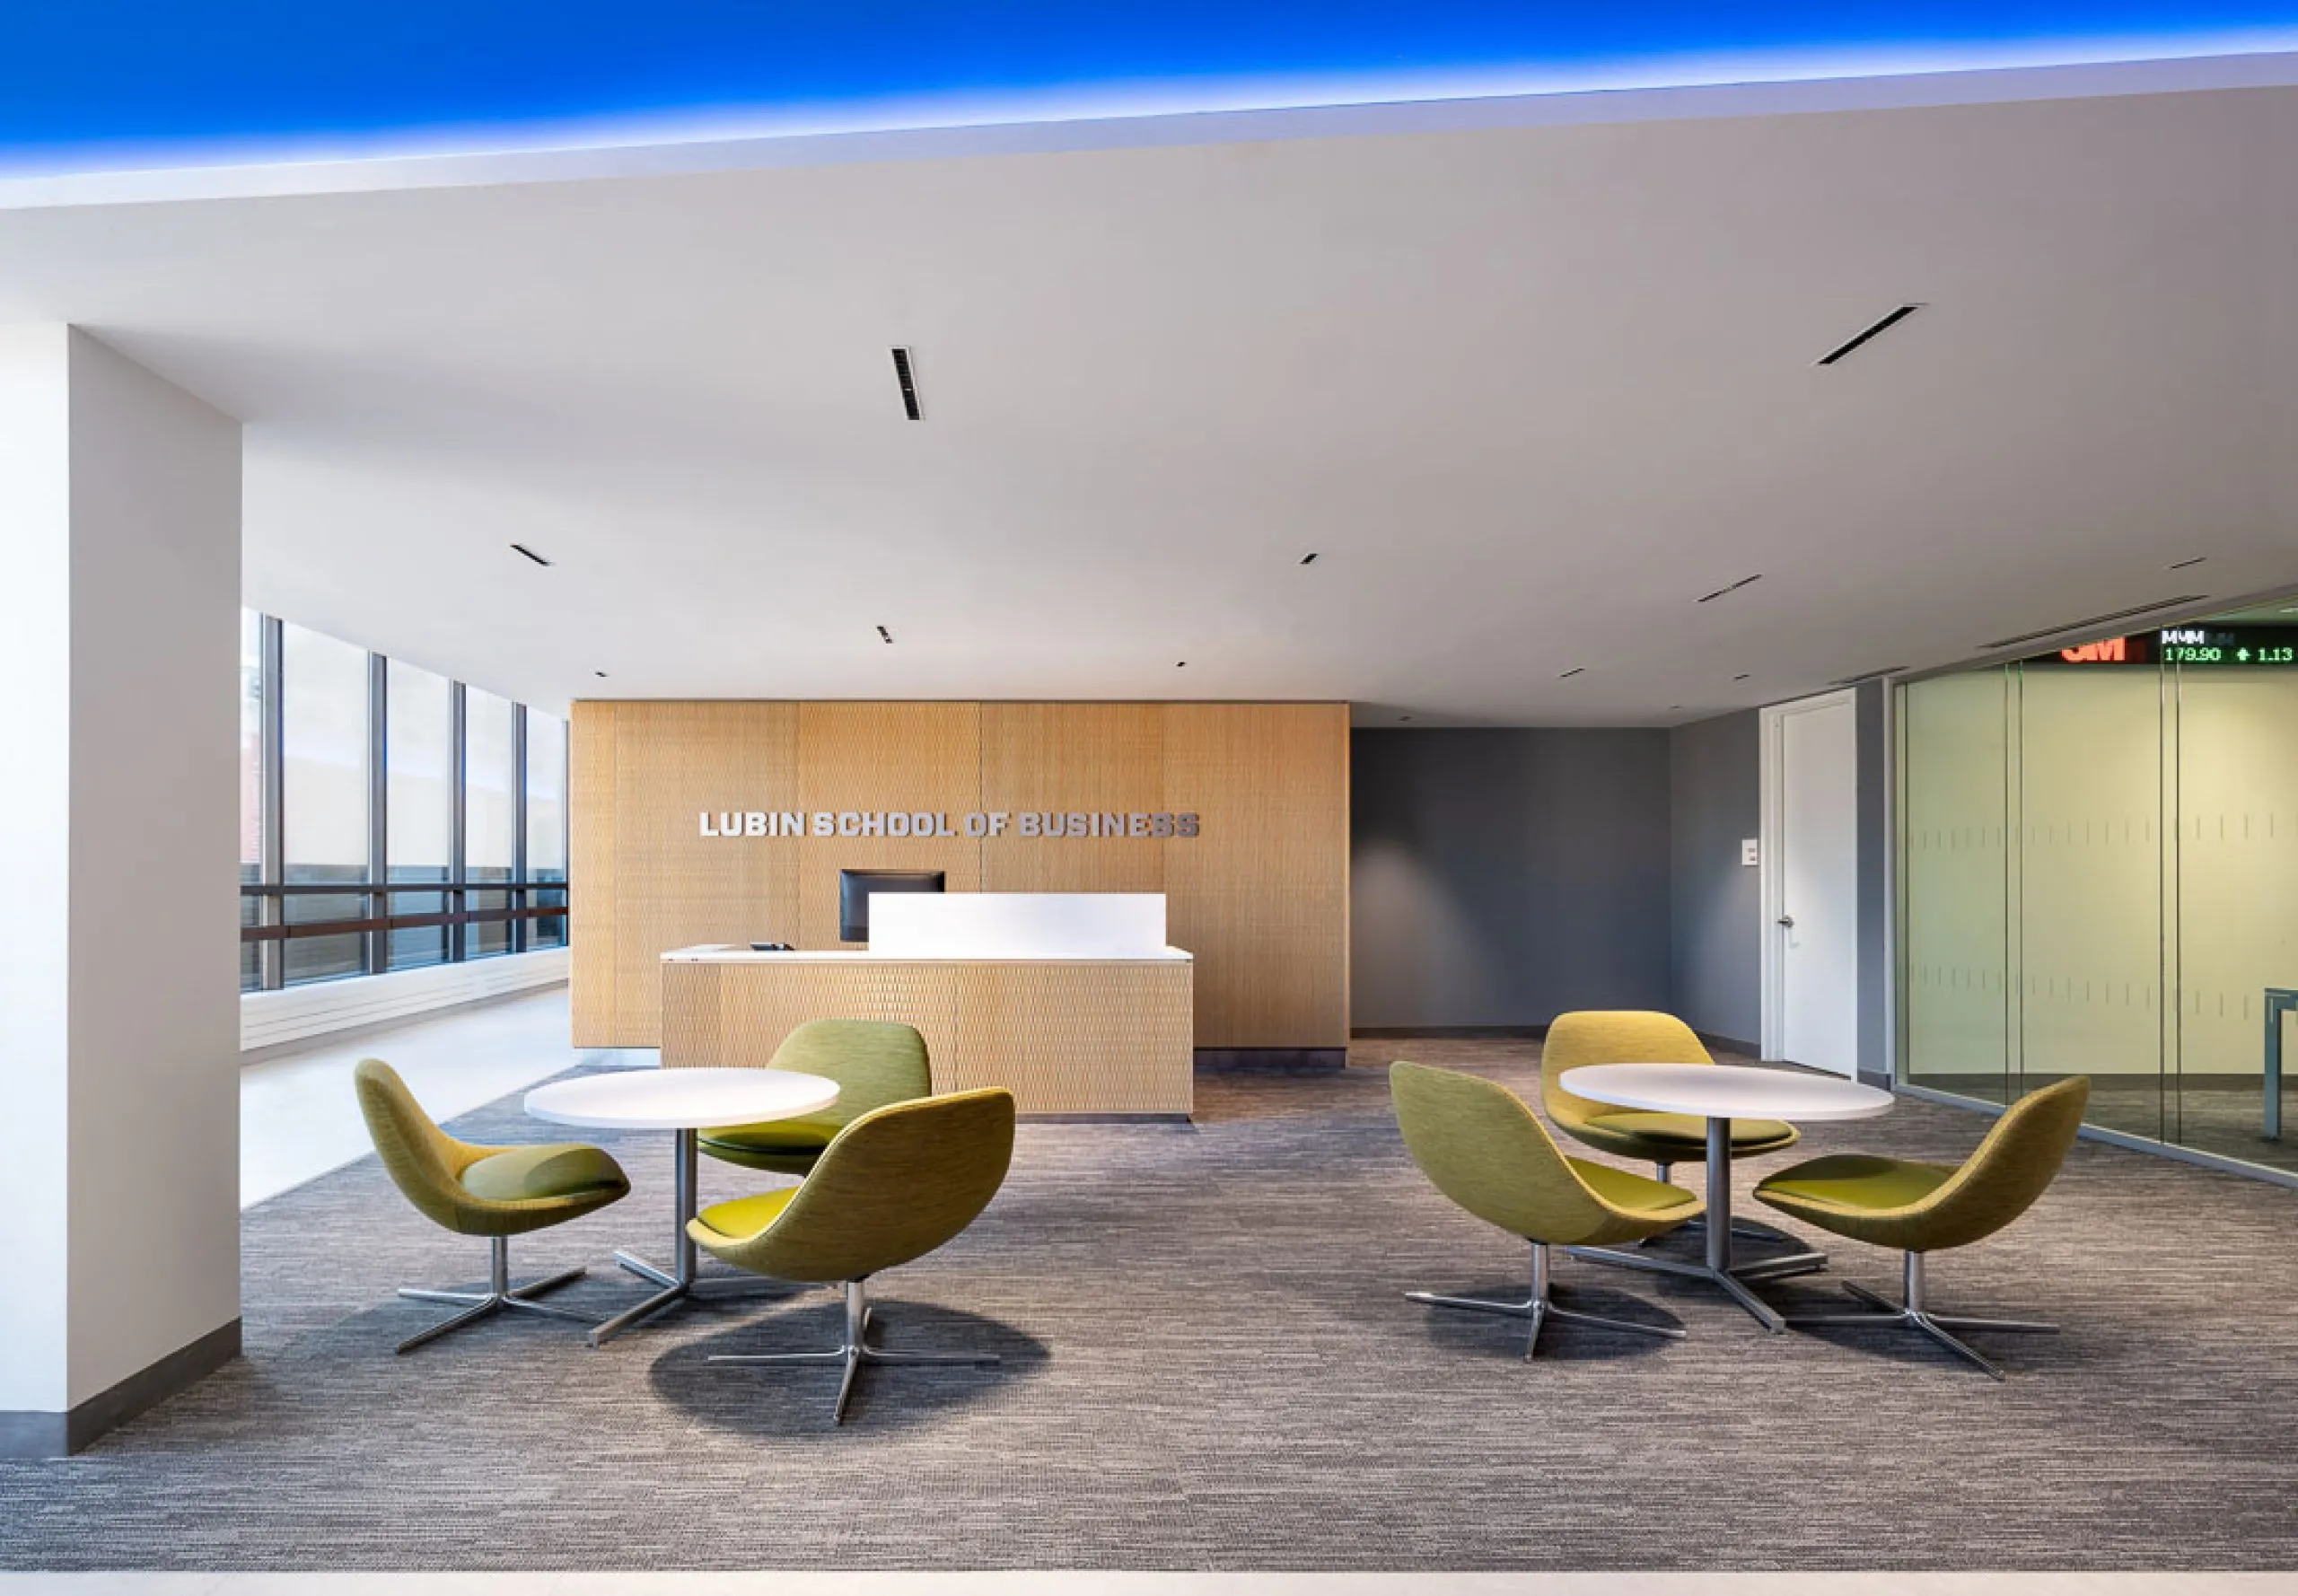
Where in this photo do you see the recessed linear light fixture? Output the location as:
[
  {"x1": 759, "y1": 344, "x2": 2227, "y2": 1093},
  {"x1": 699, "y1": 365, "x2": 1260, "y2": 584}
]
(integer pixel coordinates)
[
  {"x1": 1981, "y1": 595, "x2": 2208, "y2": 653},
  {"x1": 1816, "y1": 303, "x2": 1925, "y2": 367},
  {"x1": 1558, "y1": 666, "x2": 1586, "y2": 680},
  {"x1": 1697, "y1": 574, "x2": 1763, "y2": 603},
  {"x1": 1733, "y1": 673, "x2": 1752, "y2": 681},
  {"x1": 890, "y1": 347, "x2": 922, "y2": 421},
  {"x1": 1830, "y1": 666, "x2": 1908, "y2": 687},
  {"x1": 593, "y1": 671, "x2": 609, "y2": 679},
  {"x1": 510, "y1": 543, "x2": 552, "y2": 566},
  {"x1": 1300, "y1": 552, "x2": 1320, "y2": 566},
  {"x1": 1176, "y1": 661, "x2": 1188, "y2": 668},
  {"x1": 876, "y1": 625, "x2": 894, "y2": 645},
  {"x1": 2168, "y1": 556, "x2": 2207, "y2": 571}
]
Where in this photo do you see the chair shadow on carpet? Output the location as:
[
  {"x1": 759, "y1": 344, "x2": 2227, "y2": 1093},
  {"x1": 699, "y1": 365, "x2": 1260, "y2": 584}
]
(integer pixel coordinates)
[
  {"x1": 1405, "y1": 1278, "x2": 1689, "y2": 1364},
  {"x1": 651, "y1": 1298, "x2": 1050, "y2": 1434}
]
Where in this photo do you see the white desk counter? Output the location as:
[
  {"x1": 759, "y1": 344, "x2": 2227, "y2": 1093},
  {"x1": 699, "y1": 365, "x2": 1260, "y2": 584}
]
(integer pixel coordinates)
[
  {"x1": 660, "y1": 932, "x2": 1195, "y2": 1119},
  {"x1": 662, "y1": 946, "x2": 1192, "y2": 964}
]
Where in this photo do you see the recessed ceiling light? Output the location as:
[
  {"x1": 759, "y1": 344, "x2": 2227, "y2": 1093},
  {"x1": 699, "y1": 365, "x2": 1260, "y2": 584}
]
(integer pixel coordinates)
[
  {"x1": 1733, "y1": 673, "x2": 1752, "y2": 681},
  {"x1": 510, "y1": 543, "x2": 551, "y2": 566},
  {"x1": 593, "y1": 671, "x2": 609, "y2": 679},
  {"x1": 1300, "y1": 552, "x2": 1320, "y2": 566},
  {"x1": 876, "y1": 625, "x2": 894, "y2": 644},
  {"x1": 890, "y1": 347, "x2": 922, "y2": 421},
  {"x1": 2168, "y1": 556, "x2": 2207, "y2": 571},
  {"x1": 1558, "y1": 667, "x2": 1586, "y2": 680},
  {"x1": 1816, "y1": 303, "x2": 1925, "y2": 366},
  {"x1": 1175, "y1": 661, "x2": 1188, "y2": 668},
  {"x1": 1697, "y1": 574, "x2": 1763, "y2": 603}
]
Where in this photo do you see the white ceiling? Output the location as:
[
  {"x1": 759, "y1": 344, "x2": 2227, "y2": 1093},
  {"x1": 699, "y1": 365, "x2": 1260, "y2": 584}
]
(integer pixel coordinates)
[{"x1": 2, "y1": 75, "x2": 2295, "y2": 724}]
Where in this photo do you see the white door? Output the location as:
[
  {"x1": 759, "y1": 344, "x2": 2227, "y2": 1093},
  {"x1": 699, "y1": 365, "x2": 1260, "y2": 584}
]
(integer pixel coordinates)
[{"x1": 1766, "y1": 693, "x2": 1860, "y2": 1076}]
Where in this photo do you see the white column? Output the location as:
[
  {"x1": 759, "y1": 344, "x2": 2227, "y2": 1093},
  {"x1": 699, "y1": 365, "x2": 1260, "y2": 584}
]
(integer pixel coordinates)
[{"x1": 0, "y1": 326, "x2": 242, "y2": 1456}]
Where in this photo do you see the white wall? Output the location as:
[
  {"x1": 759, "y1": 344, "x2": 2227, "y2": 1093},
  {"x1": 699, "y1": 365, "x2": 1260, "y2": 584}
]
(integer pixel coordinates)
[
  {"x1": 0, "y1": 328, "x2": 242, "y2": 1420},
  {"x1": 0, "y1": 326, "x2": 78, "y2": 1414}
]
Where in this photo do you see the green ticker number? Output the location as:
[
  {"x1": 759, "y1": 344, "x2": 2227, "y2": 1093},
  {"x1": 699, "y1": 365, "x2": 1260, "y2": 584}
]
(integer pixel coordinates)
[{"x1": 2162, "y1": 645, "x2": 2298, "y2": 666}]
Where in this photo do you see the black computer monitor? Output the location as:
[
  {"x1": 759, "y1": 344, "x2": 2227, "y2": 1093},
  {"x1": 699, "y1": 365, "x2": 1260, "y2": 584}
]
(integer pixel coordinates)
[{"x1": 838, "y1": 868, "x2": 945, "y2": 943}]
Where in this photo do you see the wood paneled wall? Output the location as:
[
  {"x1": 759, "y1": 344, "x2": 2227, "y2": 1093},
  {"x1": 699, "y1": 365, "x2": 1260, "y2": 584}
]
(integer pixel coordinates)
[{"x1": 570, "y1": 700, "x2": 1349, "y2": 1049}]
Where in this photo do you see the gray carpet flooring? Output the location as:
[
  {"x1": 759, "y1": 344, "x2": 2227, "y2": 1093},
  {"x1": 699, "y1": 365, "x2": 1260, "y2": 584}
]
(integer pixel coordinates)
[{"x1": 5, "y1": 1038, "x2": 2298, "y2": 1571}]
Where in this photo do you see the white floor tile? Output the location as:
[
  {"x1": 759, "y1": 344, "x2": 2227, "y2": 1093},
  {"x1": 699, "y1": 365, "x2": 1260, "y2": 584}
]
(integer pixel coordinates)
[{"x1": 238, "y1": 987, "x2": 645, "y2": 1207}]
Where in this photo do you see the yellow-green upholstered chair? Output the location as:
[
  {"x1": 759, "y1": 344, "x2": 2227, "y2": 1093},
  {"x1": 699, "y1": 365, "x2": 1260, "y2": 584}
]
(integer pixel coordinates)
[
  {"x1": 689, "y1": 1087, "x2": 1015, "y2": 1424},
  {"x1": 1753, "y1": 1076, "x2": 2091, "y2": 1379},
  {"x1": 355, "y1": 1058, "x2": 631, "y2": 1355},
  {"x1": 1543, "y1": 1010, "x2": 1800, "y2": 1184},
  {"x1": 1390, "y1": 1060, "x2": 1702, "y2": 1360},
  {"x1": 697, "y1": 1019, "x2": 933, "y2": 1178}
]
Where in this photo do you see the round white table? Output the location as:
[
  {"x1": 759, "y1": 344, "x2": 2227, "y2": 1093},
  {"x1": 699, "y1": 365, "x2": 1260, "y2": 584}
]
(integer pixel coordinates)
[
  {"x1": 1559, "y1": 1063, "x2": 1894, "y2": 1332},
  {"x1": 525, "y1": 1067, "x2": 838, "y2": 1346}
]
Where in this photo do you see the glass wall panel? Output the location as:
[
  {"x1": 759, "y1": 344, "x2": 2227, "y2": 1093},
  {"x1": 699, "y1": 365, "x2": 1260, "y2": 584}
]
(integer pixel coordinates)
[
  {"x1": 240, "y1": 609, "x2": 265, "y2": 992},
  {"x1": 2014, "y1": 665, "x2": 2163, "y2": 1143},
  {"x1": 526, "y1": 711, "x2": 567, "y2": 950},
  {"x1": 387, "y1": 660, "x2": 454, "y2": 970},
  {"x1": 1899, "y1": 670, "x2": 2013, "y2": 1105},
  {"x1": 465, "y1": 688, "x2": 518, "y2": 960},
  {"x1": 280, "y1": 622, "x2": 369, "y2": 985},
  {"x1": 2171, "y1": 668, "x2": 2298, "y2": 1174},
  {"x1": 1900, "y1": 612, "x2": 2298, "y2": 1179}
]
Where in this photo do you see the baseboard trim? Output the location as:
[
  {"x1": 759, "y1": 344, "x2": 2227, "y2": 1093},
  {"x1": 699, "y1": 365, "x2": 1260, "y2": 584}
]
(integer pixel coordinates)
[
  {"x1": 1352, "y1": 1026, "x2": 1542, "y2": 1040},
  {"x1": 1697, "y1": 1032, "x2": 1760, "y2": 1058},
  {"x1": 1195, "y1": 1047, "x2": 1346, "y2": 1074},
  {"x1": 0, "y1": 1318, "x2": 241, "y2": 1459}
]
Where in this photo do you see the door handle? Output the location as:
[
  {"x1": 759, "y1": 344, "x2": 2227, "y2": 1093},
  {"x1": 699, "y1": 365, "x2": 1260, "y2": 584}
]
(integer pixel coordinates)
[{"x1": 1776, "y1": 915, "x2": 1795, "y2": 927}]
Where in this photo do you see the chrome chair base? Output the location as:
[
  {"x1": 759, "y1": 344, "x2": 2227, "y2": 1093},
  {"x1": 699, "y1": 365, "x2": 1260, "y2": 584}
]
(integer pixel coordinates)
[
  {"x1": 1408, "y1": 1241, "x2": 1687, "y2": 1362},
  {"x1": 392, "y1": 1237, "x2": 598, "y2": 1355},
  {"x1": 708, "y1": 1278, "x2": 999, "y2": 1425},
  {"x1": 588, "y1": 1249, "x2": 810, "y2": 1346},
  {"x1": 1782, "y1": 1254, "x2": 2057, "y2": 1381}
]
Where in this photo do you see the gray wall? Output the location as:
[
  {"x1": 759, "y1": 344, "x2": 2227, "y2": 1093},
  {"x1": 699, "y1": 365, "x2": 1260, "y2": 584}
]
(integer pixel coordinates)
[
  {"x1": 1667, "y1": 710, "x2": 1762, "y2": 1048},
  {"x1": 1855, "y1": 680, "x2": 1890, "y2": 1080},
  {"x1": 1350, "y1": 729, "x2": 1671, "y2": 1029}
]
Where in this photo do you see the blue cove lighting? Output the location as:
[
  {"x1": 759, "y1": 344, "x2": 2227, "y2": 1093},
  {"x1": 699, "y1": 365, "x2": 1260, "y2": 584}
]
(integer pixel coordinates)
[{"x1": 3, "y1": 1, "x2": 2294, "y2": 172}]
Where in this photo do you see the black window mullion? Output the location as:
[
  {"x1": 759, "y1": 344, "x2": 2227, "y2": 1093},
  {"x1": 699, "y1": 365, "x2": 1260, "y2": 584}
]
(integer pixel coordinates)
[
  {"x1": 450, "y1": 680, "x2": 468, "y2": 964},
  {"x1": 511, "y1": 702, "x2": 529, "y2": 955},
  {"x1": 259, "y1": 613, "x2": 285, "y2": 992},
  {"x1": 366, "y1": 653, "x2": 389, "y2": 976}
]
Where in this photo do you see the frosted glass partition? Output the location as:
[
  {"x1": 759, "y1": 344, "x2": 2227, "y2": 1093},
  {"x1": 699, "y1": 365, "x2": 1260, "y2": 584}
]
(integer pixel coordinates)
[
  {"x1": 1898, "y1": 637, "x2": 2298, "y2": 1175},
  {"x1": 868, "y1": 893, "x2": 1171, "y2": 959}
]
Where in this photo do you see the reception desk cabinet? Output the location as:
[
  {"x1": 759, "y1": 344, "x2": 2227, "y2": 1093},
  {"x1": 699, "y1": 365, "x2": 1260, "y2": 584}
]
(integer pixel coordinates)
[{"x1": 660, "y1": 945, "x2": 1196, "y2": 1118}]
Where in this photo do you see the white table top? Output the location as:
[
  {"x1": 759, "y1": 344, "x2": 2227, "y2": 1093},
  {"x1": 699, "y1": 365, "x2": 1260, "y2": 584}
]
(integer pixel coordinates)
[
  {"x1": 524, "y1": 1067, "x2": 839, "y2": 1132},
  {"x1": 1562, "y1": 1062, "x2": 1893, "y2": 1122}
]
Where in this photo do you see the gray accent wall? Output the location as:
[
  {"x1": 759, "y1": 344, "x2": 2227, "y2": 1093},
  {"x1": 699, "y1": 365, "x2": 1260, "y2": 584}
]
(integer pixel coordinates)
[
  {"x1": 1667, "y1": 710, "x2": 1762, "y2": 1048},
  {"x1": 1855, "y1": 680, "x2": 1890, "y2": 1081},
  {"x1": 1350, "y1": 729, "x2": 1671, "y2": 1029}
]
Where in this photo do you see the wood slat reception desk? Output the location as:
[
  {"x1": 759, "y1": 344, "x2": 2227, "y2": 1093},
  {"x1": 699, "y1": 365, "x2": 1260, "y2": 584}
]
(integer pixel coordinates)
[{"x1": 659, "y1": 945, "x2": 1195, "y2": 1118}]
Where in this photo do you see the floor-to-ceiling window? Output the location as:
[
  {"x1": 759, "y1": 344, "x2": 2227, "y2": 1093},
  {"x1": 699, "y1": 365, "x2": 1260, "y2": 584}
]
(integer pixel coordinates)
[
  {"x1": 239, "y1": 609, "x2": 571, "y2": 988},
  {"x1": 526, "y1": 709, "x2": 568, "y2": 950},
  {"x1": 1899, "y1": 604, "x2": 2298, "y2": 1177},
  {"x1": 385, "y1": 658, "x2": 455, "y2": 971}
]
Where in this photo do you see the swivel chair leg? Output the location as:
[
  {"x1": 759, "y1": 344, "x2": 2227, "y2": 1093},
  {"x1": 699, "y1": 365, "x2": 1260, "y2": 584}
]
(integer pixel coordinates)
[
  {"x1": 709, "y1": 1277, "x2": 1000, "y2": 1425},
  {"x1": 1408, "y1": 1241, "x2": 1687, "y2": 1362},
  {"x1": 1782, "y1": 1252, "x2": 2057, "y2": 1381},
  {"x1": 393, "y1": 1236, "x2": 597, "y2": 1355}
]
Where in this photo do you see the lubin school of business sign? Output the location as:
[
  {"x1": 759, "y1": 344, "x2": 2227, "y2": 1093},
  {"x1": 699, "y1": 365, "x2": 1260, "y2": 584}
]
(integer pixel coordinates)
[{"x1": 700, "y1": 810, "x2": 1201, "y2": 839}]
